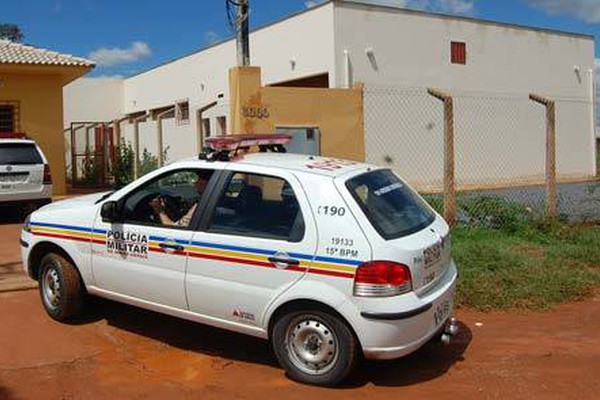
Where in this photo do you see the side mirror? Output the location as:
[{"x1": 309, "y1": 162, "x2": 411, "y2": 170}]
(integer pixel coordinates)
[{"x1": 100, "y1": 201, "x2": 119, "y2": 222}]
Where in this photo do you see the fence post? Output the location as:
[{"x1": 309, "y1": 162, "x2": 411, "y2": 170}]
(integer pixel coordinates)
[
  {"x1": 529, "y1": 94, "x2": 557, "y2": 218},
  {"x1": 428, "y1": 89, "x2": 456, "y2": 226}
]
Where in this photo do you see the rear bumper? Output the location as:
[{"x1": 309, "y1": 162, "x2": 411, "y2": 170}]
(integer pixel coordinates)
[
  {"x1": 0, "y1": 185, "x2": 52, "y2": 204},
  {"x1": 340, "y1": 261, "x2": 458, "y2": 360}
]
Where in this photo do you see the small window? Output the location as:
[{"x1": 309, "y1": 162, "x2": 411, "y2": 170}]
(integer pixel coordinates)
[
  {"x1": 0, "y1": 105, "x2": 15, "y2": 132},
  {"x1": 121, "y1": 169, "x2": 214, "y2": 228},
  {"x1": 208, "y1": 173, "x2": 305, "y2": 242},
  {"x1": 217, "y1": 116, "x2": 227, "y2": 135},
  {"x1": 175, "y1": 100, "x2": 190, "y2": 125},
  {"x1": 451, "y1": 41, "x2": 467, "y2": 65}
]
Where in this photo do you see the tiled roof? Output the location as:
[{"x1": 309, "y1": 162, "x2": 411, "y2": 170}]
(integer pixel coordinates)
[{"x1": 0, "y1": 40, "x2": 94, "y2": 68}]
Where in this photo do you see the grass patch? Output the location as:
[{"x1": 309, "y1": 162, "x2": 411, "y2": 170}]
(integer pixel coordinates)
[{"x1": 453, "y1": 223, "x2": 600, "y2": 311}]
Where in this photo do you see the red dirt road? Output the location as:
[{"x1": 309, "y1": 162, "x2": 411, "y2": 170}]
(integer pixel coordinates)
[{"x1": 1, "y1": 222, "x2": 599, "y2": 399}]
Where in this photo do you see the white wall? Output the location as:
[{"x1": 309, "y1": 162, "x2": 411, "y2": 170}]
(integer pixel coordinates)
[
  {"x1": 63, "y1": 77, "x2": 123, "y2": 125},
  {"x1": 339, "y1": 2, "x2": 597, "y2": 186}
]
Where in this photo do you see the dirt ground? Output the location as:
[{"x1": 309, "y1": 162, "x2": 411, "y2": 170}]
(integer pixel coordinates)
[{"x1": 1, "y1": 220, "x2": 599, "y2": 400}]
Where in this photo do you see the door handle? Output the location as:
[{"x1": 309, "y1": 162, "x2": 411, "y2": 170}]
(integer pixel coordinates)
[
  {"x1": 268, "y1": 256, "x2": 300, "y2": 266},
  {"x1": 159, "y1": 242, "x2": 184, "y2": 252}
]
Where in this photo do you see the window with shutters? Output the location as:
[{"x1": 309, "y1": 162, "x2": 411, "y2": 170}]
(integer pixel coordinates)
[
  {"x1": 0, "y1": 103, "x2": 18, "y2": 132},
  {"x1": 451, "y1": 41, "x2": 467, "y2": 65}
]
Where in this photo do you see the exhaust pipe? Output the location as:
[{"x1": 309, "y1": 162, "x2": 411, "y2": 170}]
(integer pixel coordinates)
[{"x1": 440, "y1": 317, "x2": 459, "y2": 345}]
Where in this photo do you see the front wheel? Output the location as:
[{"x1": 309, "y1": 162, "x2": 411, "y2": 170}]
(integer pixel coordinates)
[
  {"x1": 271, "y1": 310, "x2": 360, "y2": 386},
  {"x1": 39, "y1": 253, "x2": 85, "y2": 321}
]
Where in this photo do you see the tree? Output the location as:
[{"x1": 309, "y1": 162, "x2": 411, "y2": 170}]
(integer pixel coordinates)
[{"x1": 0, "y1": 24, "x2": 24, "y2": 42}]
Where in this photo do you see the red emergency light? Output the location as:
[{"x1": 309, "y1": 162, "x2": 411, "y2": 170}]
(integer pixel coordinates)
[
  {"x1": 0, "y1": 132, "x2": 28, "y2": 139},
  {"x1": 205, "y1": 133, "x2": 292, "y2": 151},
  {"x1": 201, "y1": 133, "x2": 292, "y2": 161}
]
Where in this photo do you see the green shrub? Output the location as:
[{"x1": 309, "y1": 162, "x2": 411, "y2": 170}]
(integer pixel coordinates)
[
  {"x1": 113, "y1": 139, "x2": 134, "y2": 188},
  {"x1": 81, "y1": 147, "x2": 101, "y2": 186}
]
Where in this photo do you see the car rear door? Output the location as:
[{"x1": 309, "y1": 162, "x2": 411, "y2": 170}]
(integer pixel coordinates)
[
  {"x1": 185, "y1": 166, "x2": 317, "y2": 327},
  {"x1": 338, "y1": 169, "x2": 451, "y2": 294},
  {"x1": 0, "y1": 142, "x2": 45, "y2": 197}
]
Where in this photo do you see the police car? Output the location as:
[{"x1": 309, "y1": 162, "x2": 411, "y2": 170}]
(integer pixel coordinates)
[{"x1": 20, "y1": 134, "x2": 458, "y2": 386}]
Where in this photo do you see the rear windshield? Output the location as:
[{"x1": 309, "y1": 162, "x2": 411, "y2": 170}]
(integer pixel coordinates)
[
  {"x1": 0, "y1": 143, "x2": 43, "y2": 165},
  {"x1": 346, "y1": 169, "x2": 435, "y2": 240}
]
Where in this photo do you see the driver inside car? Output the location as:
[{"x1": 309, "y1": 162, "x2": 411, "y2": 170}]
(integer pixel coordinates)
[{"x1": 149, "y1": 170, "x2": 213, "y2": 227}]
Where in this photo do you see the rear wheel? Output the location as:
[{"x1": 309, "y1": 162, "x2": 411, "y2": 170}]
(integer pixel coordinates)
[
  {"x1": 272, "y1": 310, "x2": 360, "y2": 386},
  {"x1": 39, "y1": 253, "x2": 85, "y2": 321}
]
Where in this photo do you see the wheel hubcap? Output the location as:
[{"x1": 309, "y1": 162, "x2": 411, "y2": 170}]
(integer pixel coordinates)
[
  {"x1": 286, "y1": 316, "x2": 338, "y2": 375},
  {"x1": 42, "y1": 265, "x2": 61, "y2": 311}
]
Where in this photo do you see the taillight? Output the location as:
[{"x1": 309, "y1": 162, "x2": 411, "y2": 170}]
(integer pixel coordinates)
[
  {"x1": 354, "y1": 261, "x2": 412, "y2": 297},
  {"x1": 43, "y1": 164, "x2": 52, "y2": 184}
]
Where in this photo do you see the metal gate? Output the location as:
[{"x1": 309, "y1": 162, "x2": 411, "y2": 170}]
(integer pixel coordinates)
[{"x1": 67, "y1": 122, "x2": 116, "y2": 188}]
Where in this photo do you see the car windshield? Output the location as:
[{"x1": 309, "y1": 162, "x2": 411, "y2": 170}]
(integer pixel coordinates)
[
  {"x1": 346, "y1": 169, "x2": 435, "y2": 240},
  {"x1": 0, "y1": 143, "x2": 43, "y2": 165}
]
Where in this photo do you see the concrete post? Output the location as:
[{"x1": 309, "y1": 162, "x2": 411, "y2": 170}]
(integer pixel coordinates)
[
  {"x1": 529, "y1": 94, "x2": 557, "y2": 218},
  {"x1": 428, "y1": 89, "x2": 457, "y2": 226}
]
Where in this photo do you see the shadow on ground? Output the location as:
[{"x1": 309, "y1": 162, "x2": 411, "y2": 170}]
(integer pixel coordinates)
[
  {"x1": 0, "y1": 385, "x2": 20, "y2": 400},
  {"x1": 346, "y1": 320, "x2": 472, "y2": 387},
  {"x1": 0, "y1": 206, "x2": 25, "y2": 225},
  {"x1": 70, "y1": 297, "x2": 278, "y2": 368},
  {"x1": 71, "y1": 297, "x2": 472, "y2": 387}
]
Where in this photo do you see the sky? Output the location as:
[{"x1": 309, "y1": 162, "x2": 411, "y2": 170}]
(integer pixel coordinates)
[{"x1": 1, "y1": 0, "x2": 600, "y2": 79}]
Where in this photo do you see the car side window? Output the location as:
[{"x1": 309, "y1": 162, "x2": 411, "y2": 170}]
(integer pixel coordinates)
[
  {"x1": 121, "y1": 169, "x2": 213, "y2": 228},
  {"x1": 208, "y1": 172, "x2": 305, "y2": 242}
]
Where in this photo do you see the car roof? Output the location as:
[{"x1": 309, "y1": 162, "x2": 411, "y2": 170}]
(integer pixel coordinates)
[
  {"x1": 0, "y1": 138, "x2": 36, "y2": 145},
  {"x1": 174, "y1": 152, "x2": 378, "y2": 178}
]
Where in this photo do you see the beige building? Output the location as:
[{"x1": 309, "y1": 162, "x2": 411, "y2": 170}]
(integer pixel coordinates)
[{"x1": 0, "y1": 40, "x2": 94, "y2": 194}]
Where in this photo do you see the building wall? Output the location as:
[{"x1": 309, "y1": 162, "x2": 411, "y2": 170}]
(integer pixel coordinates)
[
  {"x1": 115, "y1": 2, "x2": 335, "y2": 160},
  {"x1": 1, "y1": 73, "x2": 68, "y2": 194},
  {"x1": 63, "y1": 77, "x2": 123, "y2": 125},
  {"x1": 229, "y1": 67, "x2": 364, "y2": 161},
  {"x1": 334, "y1": 2, "x2": 596, "y2": 186}
]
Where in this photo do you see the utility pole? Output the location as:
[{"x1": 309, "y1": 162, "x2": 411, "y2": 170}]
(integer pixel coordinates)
[{"x1": 236, "y1": 0, "x2": 250, "y2": 66}]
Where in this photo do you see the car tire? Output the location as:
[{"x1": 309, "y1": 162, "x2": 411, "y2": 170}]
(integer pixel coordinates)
[
  {"x1": 38, "y1": 253, "x2": 85, "y2": 321},
  {"x1": 272, "y1": 309, "x2": 360, "y2": 386}
]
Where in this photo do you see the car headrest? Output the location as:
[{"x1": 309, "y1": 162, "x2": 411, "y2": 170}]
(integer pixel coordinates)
[{"x1": 237, "y1": 185, "x2": 263, "y2": 212}]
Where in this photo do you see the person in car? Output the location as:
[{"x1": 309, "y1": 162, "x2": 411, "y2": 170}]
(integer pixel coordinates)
[{"x1": 149, "y1": 170, "x2": 212, "y2": 227}]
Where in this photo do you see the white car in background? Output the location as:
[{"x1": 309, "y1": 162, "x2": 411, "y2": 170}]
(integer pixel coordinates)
[
  {"x1": 0, "y1": 136, "x2": 52, "y2": 216},
  {"x1": 20, "y1": 134, "x2": 458, "y2": 386}
]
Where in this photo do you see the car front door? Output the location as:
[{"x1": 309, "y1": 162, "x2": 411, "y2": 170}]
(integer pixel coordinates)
[
  {"x1": 92, "y1": 168, "x2": 218, "y2": 309},
  {"x1": 185, "y1": 166, "x2": 316, "y2": 327}
]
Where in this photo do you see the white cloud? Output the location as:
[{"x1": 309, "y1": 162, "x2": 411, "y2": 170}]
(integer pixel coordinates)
[
  {"x1": 204, "y1": 30, "x2": 220, "y2": 45},
  {"x1": 343, "y1": 0, "x2": 474, "y2": 16},
  {"x1": 305, "y1": 1, "x2": 323, "y2": 8},
  {"x1": 526, "y1": 0, "x2": 600, "y2": 23},
  {"x1": 88, "y1": 41, "x2": 152, "y2": 67},
  {"x1": 437, "y1": 0, "x2": 474, "y2": 15}
]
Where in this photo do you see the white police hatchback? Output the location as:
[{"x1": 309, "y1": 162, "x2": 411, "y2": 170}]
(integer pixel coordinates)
[{"x1": 20, "y1": 135, "x2": 458, "y2": 386}]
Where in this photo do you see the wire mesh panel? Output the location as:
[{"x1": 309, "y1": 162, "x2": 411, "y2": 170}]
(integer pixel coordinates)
[
  {"x1": 364, "y1": 87, "x2": 444, "y2": 192},
  {"x1": 363, "y1": 85, "x2": 598, "y2": 224}
]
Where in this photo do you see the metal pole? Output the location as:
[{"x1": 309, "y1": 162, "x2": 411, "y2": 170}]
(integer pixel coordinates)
[{"x1": 236, "y1": 0, "x2": 250, "y2": 66}]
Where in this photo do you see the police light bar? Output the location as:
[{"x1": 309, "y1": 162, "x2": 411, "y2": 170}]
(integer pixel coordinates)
[
  {"x1": 0, "y1": 132, "x2": 28, "y2": 139},
  {"x1": 205, "y1": 133, "x2": 292, "y2": 151}
]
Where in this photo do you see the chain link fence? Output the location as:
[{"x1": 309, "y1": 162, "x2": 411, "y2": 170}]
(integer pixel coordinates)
[{"x1": 364, "y1": 86, "x2": 600, "y2": 227}]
